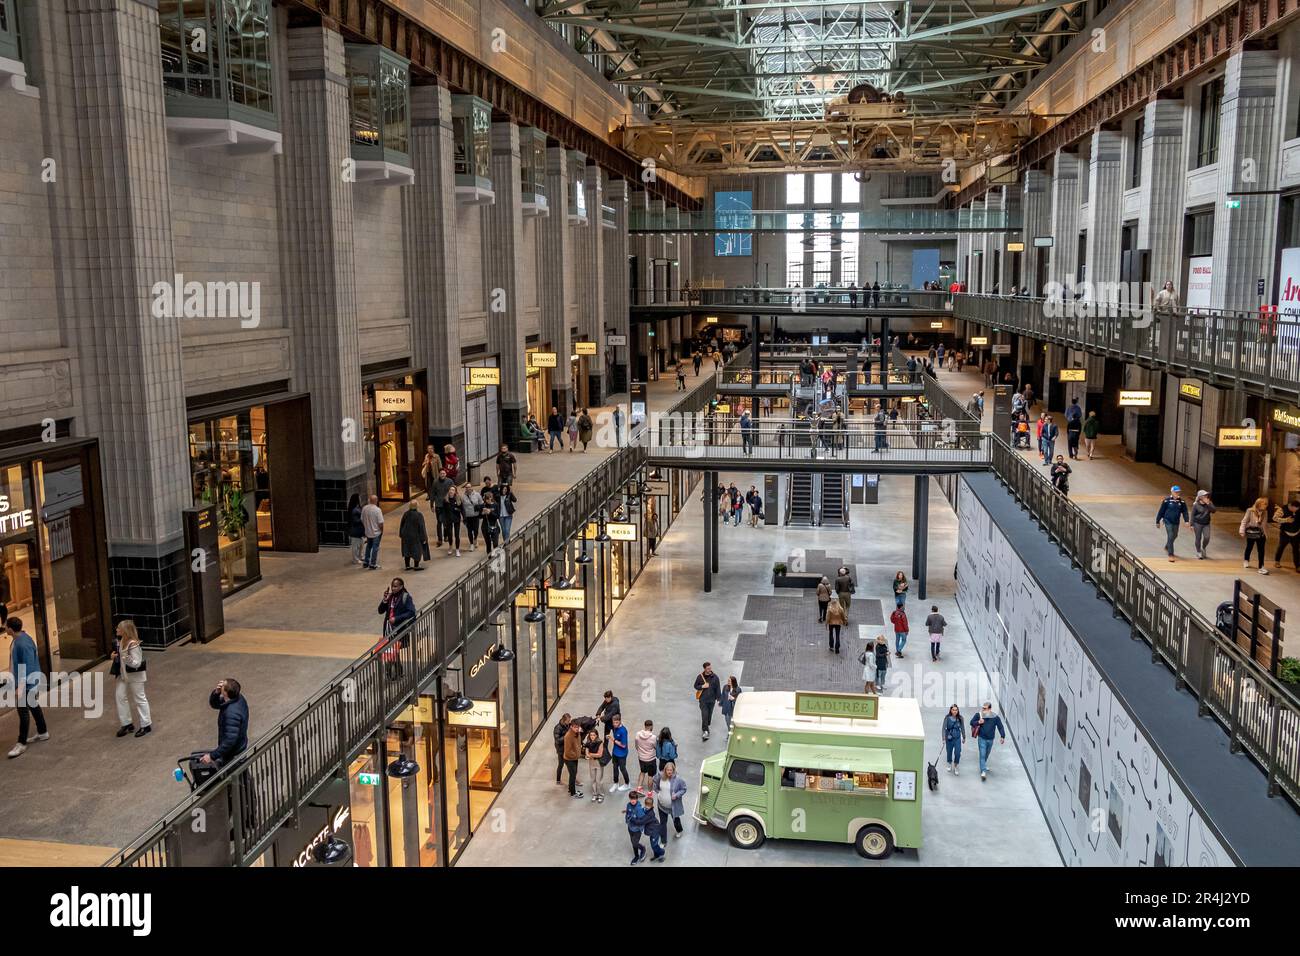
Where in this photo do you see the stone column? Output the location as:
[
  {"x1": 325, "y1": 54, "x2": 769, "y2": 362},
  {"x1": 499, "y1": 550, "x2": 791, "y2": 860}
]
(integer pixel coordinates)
[
  {"x1": 405, "y1": 82, "x2": 464, "y2": 456},
  {"x1": 981, "y1": 189, "x2": 1005, "y2": 293},
  {"x1": 604, "y1": 177, "x2": 631, "y2": 396},
  {"x1": 648, "y1": 198, "x2": 667, "y2": 299},
  {"x1": 1049, "y1": 150, "x2": 1082, "y2": 294},
  {"x1": 1211, "y1": 48, "x2": 1283, "y2": 312},
  {"x1": 575, "y1": 162, "x2": 606, "y2": 404},
  {"x1": 540, "y1": 145, "x2": 573, "y2": 413},
  {"x1": 956, "y1": 207, "x2": 972, "y2": 286},
  {"x1": 1021, "y1": 169, "x2": 1052, "y2": 295},
  {"x1": 63, "y1": 0, "x2": 192, "y2": 643},
  {"x1": 282, "y1": 23, "x2": 364, "y2": 545},
  {"x1": 999, "y1": 186, "x2": 1021, "y2": 292},
  {"x1": 1139, "y1": 95, "x2": 1188, "y2": 294},
  {"x1": 482, "y1": 120, "x2": 528, "y2": 449},
  {"x1": 1085, "y1": 129, "x2": 1125, "y2": 303}
]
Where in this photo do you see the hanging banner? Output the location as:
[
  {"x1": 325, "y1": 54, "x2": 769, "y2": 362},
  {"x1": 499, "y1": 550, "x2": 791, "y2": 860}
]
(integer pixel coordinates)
[
  {"x1": 1278, "y1": 247, "x2": 1300, "y2": 318},
  {"x1": 1186, "y1": 256, "x2": 1213, "y2": 311}
]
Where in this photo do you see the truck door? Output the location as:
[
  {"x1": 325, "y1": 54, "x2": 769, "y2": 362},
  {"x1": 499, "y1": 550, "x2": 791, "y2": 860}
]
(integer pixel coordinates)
[{"x1": 715, "y1": 757, "x2": 770, "y2": 820}]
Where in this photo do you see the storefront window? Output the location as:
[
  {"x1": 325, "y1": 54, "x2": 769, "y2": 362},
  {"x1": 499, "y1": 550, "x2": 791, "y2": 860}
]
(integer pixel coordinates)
[
  {"x1": 363, "y1": 378, "x2": 424, "y2": 501},
  {"x1": 513, "y1": 591, "x2": 546, "y2": 745},
  {"x1": 347, "y1": 745, "x2": 384, "y2": 867},
  {"x1": 385, "y1": 696, "x2": 442, "y2": 867},
  {"x1": 189, "y1": 412, "x2": 260, "y2": 594}
]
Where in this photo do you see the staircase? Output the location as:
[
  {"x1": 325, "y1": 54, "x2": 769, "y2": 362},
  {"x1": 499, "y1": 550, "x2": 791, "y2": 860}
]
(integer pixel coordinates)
[
  {"x1": 786, "y1": 472, "x2": 815, "y2": 526},
  {"x1": 820, "y1": 473, "x2": 848, "y2": 527}
]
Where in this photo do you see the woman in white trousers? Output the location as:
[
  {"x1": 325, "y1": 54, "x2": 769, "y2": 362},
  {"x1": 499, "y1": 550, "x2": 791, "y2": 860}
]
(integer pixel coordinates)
[{"x1": 112, "y1": 620, "x2": 152, "y2": 738}]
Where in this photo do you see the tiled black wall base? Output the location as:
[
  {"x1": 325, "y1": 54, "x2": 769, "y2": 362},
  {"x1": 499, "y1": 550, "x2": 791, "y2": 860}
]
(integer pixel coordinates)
[
  {"x1": 586, "y1": 374, "x2": 603, "y2": 408},
  {"x1": 109, "y1": 549, "x2": 191, "y2": 648},
  {"x1": 608, "y1": 363, "x2": 628, "y2": 396},
  {"x1": 501, "y1": 406, "x2": 529, "y2": 453},
  {"x1": 316, "y1": 474, "x2": 370, "y2": 547}
]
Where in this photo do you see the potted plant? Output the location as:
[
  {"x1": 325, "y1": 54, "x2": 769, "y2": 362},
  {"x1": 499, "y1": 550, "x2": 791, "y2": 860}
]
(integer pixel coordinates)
[
  {"x1": 773, "y1": 562, "x2": 787, "y2": 577},
  {"x1": 1280, "y1": 657, "x2": 1300, "y2": 689}
]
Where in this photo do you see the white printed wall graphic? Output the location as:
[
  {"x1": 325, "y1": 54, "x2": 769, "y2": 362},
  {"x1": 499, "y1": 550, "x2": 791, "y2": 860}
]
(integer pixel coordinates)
[{"x1": 955, "y1": 479, "x2": 1231, "y2": 867}]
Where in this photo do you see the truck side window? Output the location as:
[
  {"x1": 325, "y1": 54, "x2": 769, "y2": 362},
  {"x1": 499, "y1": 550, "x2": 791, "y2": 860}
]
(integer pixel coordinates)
[{"x1": 727, "y1": 758, "x2": 765, "y2": 786}]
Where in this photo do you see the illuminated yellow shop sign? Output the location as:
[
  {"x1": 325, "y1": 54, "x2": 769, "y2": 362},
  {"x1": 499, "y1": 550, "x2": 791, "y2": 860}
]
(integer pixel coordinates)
[
  {"x1": 929, "y1": 321, "x2": 944, "y2": 329},
  {"x1": 1059, "y1": 369, "x2": 1087, "y2": 383},
  {"x1": 605, "y1": 522, "x2": 638, "y2": 541},
  {"x1": 1271, "y1": 405, "x2": 1300, "y2": 432},
  {"x1": 1119, "y1": 390, "x2": 1153, "y2": 407},
  {"x1": 1217, "y1": 426, "x2": 1262, "y2": 448},
  {"x1": 715, "y1": 404, "x2": 731, "y2": 414},
  {"x1": 547, "y1": 587, "x2": 586, "y2": 609},
  {"x1": 705, "y1": 316, "x2": 719, "y2": 324},
  {"x1": 529, "y1": 351, "x2": 558, "y2": 368},
  {"x1": 467, "y1": 367, "x2": 500, "y2": 386},
  {"x1": 575, "y1": 341, "x2": 598, "y2": 355},
  {"x1": 1006, "y1": 241, "x2": 1025, "y2": 253},
  {"x1": 1179, "y1": 381, "x2": 1203, "y2": 402},
  {"x1": 969, "y1": 336, "x2": 989, "y2": 346}
]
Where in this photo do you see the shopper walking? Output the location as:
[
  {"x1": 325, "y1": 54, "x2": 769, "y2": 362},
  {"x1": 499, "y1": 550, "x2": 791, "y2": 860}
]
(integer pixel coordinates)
[
  {"x1": 553, "y1": 712, "x2": 572, "y2": 786},
  {"x1": 970, "y1": 702, "x2": 1006, "y2": 780},
  {"x1": 361, "y1": 494, "x2": 384, "y2": 570},
  {"x1": 438, "y1": 485, "x2": 462, "y2": 556},
  {"x1": 442, "y1": 444, "x2": 459, "y2": 482},
  {"x1": 890, "y1": 605, "x2": 909, "y2": 657},
  {"x1": 645, "y1": 510, "x2": 660, "y2": 556},
  {"x1": 606, "y1": 713, "x2": 631, "y2": 791},
  {"x1": 652, "y1": 763, "x2": 688, "y2": 843},
  {"x1": 862, "y1": 634, "x2": 889, "y2": 694},
  {"x1": 826, "y1": 596, "x2": 847, "y2": 654},
  {"x1": 562, "y1": 719, "x2": 585, "y2": 798},
  {"x1": 1040, "y1": 415, "x2": 1059, "y2": 465},
  {"x1": 1065, "y1": 398, "x2": 1083, "y2": 459},
  {"x1": 692, "y1": 350, "x2": 702, "y2": 376},
  {"x1": 547, "y1": 407, "x2": 565, "y2": 452},
  {"x1": 816, "y1": 576, "x2": 832, "y2": 622},
  {"x1": 1191, "y1": 490, "x2": 1216, "y2": 559},
  {"x1": 498, "y1": 484, "x2": 518, "y2": 541},
  {"x1": 835, "y1": 566, "x2": 855, "y2": 613},
  {"x1": 480, "y1": 492, "x2": 501, "y2": 554},
  {"x1": 1240, "y1": 497, "x2": 1271, "y2": 574},
  {"x1": 1081, "y1": 411, "x2": 1100, "y2": 459},
  {"x1": 925, "y1": 605, "x2": 947, "y2": 662},
  {"x1": 377, "y1": 577, "x2": 416, "y2": 679},
  {"x1": 347, "y1": 494, "x2": 366, "y2": 566},
  {"x1": 4, "y1": 617, "x2": 46, "y2": 759},
  {"x1": 496, "y1": 443, "x2": 517, "y2": 486},
  {"x1": 634, "y1": 719, "x2": 658, "y2": 791},
  {"x1": 111, "y1": 620, "x2": 152, "y2": 739},
  {"x1": 1155, "y1": 486, "x2": 1190, "y2": 562},
  {"x1": 460, "y1": 482, "x2": 482, "y2": 551},
  {"x1": 1274, "y1": 500, "x2": 1300, "y2": 570},
  {"x1": 420, "y1": 446, "x2": 441, "y2": 494},
  {"x1": 641, "y1": 792, "x2": 666, "y2": 862},
  {"x1": 746, "y1": 486, "x2": 763, "y2": 526},
  {"x1": 720, "y1": 676, "x2": 741, "y2": 735},
  {"x1": 740, "y1": 410, "x2": 755, "y2": 456},
  {"x1": 892, "y1": 570, "x2": 908, "y2": 608},
  {"x1": 942, "y1": 705, "x2": 965, "y2": 775},
  {"x1": 577, "y1": 409, "x2": 594, "y2": 451},
  {"x1": 676, "y1": 360, "x2": 687, "y2": 391},
  {"x1": 594, "y1": 690, "x2": 621, "y2": 742},
  {"x1": 566, "y1": 411, "x2": 579, "y2": 451},
  {"x1": 399, "y1": 501, "x2": 429, "y2": 570},
  {"x1": 693, "y1": 663, "x2": 722, "y2": 741},
  {"x1": 429, "y1": 469, "x2": 453, "y2": 546},
  {"x1": 655, "y1": 727, "x2": 679, "y2": 772},
  {"x1": 583, "y1": 728, "x2": 606, "y2": 802}
]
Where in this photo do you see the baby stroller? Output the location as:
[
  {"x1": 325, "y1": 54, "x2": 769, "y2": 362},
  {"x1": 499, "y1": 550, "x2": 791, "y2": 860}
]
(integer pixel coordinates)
[{"x1": 174, "y1": 751, "x2": 220, "y2": 792}]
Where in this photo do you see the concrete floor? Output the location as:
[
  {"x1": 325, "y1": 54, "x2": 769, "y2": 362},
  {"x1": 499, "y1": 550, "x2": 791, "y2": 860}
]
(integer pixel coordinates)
[
  {"x1": 456, "y1": 472, "x2": 1062, "y2": 867},
  {"x1": 930, "y1": 360, "x2": 1300, "y2": 622},
  {"x1": 0, "y1": 373, "x2": 710, "y2": 861}
]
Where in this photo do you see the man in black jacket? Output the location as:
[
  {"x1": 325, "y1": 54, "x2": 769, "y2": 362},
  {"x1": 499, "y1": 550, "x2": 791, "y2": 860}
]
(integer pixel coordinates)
[
  {"x1": 553, "y1": 713, "x2": 572, "y2": 785},
  {"x1": 200, "y1": 678, "x2": 248, "y2": 767},
  {"x1": 693, "y1": 663, "x2": 722, "y2": 741},
  {"x1": 546, "y1": 407, "x2": 565, "y2": 453}
]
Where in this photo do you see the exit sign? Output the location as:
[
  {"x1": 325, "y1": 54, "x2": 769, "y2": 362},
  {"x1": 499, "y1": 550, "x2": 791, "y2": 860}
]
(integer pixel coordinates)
[
  {"x1": 1225, "y1": 199, "x2": 1241, "y2": 210},
  {"x1": 357, "y1": 772, "x2": 381, "y2": 786}
]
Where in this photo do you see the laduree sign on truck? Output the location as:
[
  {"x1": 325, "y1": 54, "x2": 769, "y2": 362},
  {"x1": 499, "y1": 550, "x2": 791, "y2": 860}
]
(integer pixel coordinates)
[{"x1": 694, "y1": 690, "x2": 924, "y2": 859}]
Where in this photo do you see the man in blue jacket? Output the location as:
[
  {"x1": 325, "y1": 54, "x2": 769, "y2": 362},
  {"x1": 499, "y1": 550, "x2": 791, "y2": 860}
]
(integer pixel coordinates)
[
  {"x1": 970, "y1": 702, "x2": 1006, "y2": 780},
  {"x1": 1155, "y1": 485, "x2": 1190, "y2": 562},
  {"x1": 6, "y1": 617, "x2": 48, "y2": 759},
  {"x1": 199, "y1": 678, "x2": 248, "y2": 768}
]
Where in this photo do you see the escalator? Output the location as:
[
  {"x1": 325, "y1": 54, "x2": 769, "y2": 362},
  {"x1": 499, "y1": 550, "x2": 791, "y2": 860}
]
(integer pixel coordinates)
[
  {"x1": 820, "y1": 473, "x2": 848, "y2": 527},
  {"x1": 786, "y1": 472, "x2": 815, "y2": 526}
]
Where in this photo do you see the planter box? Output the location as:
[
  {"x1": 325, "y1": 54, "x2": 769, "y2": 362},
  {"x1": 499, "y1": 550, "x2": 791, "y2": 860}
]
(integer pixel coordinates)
[{"x1": 772, "y1": 573, "x2": 821, "y2": 589}]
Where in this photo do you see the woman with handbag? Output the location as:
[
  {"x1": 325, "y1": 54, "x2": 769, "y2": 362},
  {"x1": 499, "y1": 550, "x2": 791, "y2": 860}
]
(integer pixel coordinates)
[
  {"x1": 815, "y1": 576, "x2": 832, "y2": 623},
  {"x1": 1239, "y1": 498, "x2": 1270, "y2": 575},
  {"x1": 377, "y1": 578, "x2": 416, "y2": 679},
  {"x1": 112, "y1": 620, "x2": 152, "y2": 738}
]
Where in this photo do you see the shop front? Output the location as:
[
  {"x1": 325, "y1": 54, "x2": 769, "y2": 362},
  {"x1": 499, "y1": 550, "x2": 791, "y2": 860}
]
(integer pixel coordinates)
[
  {"x1": 362, "y1": 372, "x2": 428, "y2": 503},
  {"x1": 571, "y1": 338, "x2": 594, "y2": 410},
  {"x1": 524, "y1": 343, "x2": 554, "y2": 419},
  {"x1": 462, "y1": 357, "x2": 501, "y2": 467},
  {"x1": 187, "y1": 393, "x2": 317, "y2": 596},
  {"x1": 1266, "y1": 403, "x2": 1300, "y2": 505},
  {"x1": 0, "y1": 440, "x2": 110, "y2": 674}
]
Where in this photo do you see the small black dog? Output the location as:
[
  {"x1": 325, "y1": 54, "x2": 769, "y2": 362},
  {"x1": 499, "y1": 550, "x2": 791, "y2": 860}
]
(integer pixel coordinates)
[{"x1": 926, "y1": 759, "x2": 939, "y2": 791}]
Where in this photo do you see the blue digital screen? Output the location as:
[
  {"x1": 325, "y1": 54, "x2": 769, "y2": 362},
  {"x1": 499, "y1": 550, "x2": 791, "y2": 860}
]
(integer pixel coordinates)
[{"x1": 714, "y1": 191, "x2": 753, "y2": 256}]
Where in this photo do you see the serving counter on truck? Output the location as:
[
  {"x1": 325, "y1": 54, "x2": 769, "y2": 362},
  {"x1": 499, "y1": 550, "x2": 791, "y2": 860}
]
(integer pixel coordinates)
[{"x1": 694, "y1": 690, "x2": 924, "y2": 859}]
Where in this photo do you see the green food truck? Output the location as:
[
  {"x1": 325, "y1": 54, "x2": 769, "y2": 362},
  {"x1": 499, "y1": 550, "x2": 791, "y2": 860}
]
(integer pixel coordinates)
[{"x1": 693, "y1": 690, "x2": 924, "y2": 859}]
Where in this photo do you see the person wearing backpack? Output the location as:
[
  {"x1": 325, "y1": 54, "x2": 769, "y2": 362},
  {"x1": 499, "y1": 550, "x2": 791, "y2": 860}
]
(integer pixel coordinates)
[
  {"x1": 577, "y1": 409, "x2": 594, "y2": 451},
  {"x1": 942, "y1": 705, "x2": 965, "y2": 775},
  {"x1": 655, "y1": 727, "x2": 679, "y2": 772}
]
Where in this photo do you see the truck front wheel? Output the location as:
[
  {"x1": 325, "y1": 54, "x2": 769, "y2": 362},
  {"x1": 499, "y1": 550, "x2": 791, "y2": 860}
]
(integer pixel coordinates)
[
  {"x1": 727, "y1": 816, "x2": 766, "y2": 849},
  {"x1": 854, "y1": 824, "x2": 894, "y2": 860}
]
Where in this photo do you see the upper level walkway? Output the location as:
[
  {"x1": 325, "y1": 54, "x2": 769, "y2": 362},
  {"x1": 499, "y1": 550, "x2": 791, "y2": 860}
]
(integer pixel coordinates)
[{"x1": 630, "y1": 286, "x2": 942, "y2": 318}]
